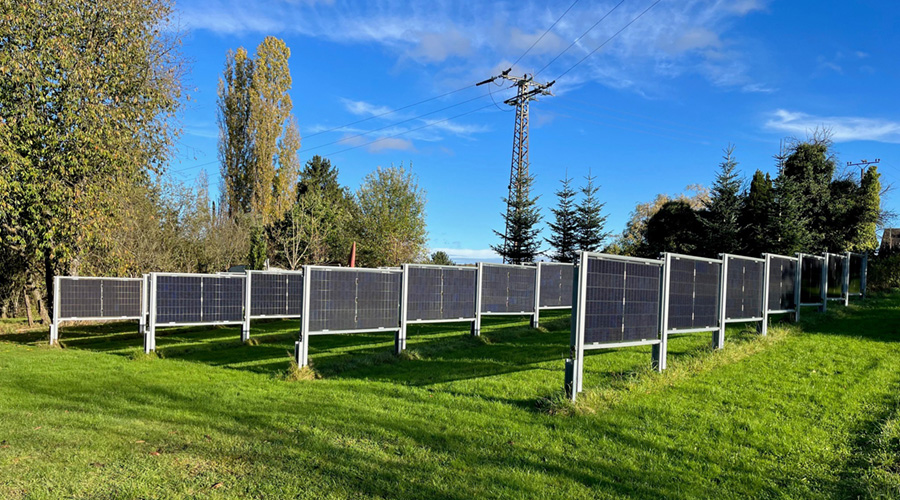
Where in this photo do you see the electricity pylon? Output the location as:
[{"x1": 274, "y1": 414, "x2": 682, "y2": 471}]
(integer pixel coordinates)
[{"x1": 479, "y1": 69, "x2": 554, "y2": 263}]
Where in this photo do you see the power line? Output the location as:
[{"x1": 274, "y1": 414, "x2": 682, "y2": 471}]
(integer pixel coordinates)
[
  {"x1": 533, "y1": 0, "x2": 626, "y2": 78},
  {"x1": 511, "y1": 0, "x2": 581, "y2": 68},
  {"x1": 554, "y1": 0, "x2": 662, "y2": 82}
]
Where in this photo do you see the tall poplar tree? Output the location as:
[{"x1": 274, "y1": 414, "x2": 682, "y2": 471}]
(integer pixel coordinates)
[
  {"x1": 218, "y1": 48, "x2": 254, "y2": 215},
  {"x1": 545, "y1": 174, "x2": 579, "y2": 263}
]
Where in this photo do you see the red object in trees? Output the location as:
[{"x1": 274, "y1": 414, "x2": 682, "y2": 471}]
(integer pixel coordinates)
[{"x1": 349, "y1": 242, "x2": 356, "y2": 268}]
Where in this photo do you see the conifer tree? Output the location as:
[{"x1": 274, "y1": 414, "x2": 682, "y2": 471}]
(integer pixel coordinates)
[
  {"x1": 545, "y1": 174, "x2": 579, "y2": 263},
  {"x1": 574, "y1": 173, "x2": 609, "y2": 253},
  {"x1": 492, "y1": 170, "x2": 541, "y2": 264},
  {"x1": 739, "y1": 170, "x2": 773, "y2": 256},
  {"x1": 850, "y1": 165, "x2": 881, "y2": 252},
  {"x1": 701, "y1": 145, "x2": 743, "y2": 255}
]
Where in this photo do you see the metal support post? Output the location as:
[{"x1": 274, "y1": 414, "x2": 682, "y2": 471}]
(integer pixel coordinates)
[
  {"x1": 145, "y1": 273, "x2": 157, "y2": 353},
  {"x1": 296, "y1": 265, "x2": 312, "y2": 367},
  {"x1": 820, "y1": 256, "x2": 828, "y2": 313},
  {"x1": 714, "y1": 255, "x2": 728, "y2": 349},
  {"x1": 760, "y1": 255, "x2": 771, "y2": 336},
  {"x1": 472, "y1": 262, "x2": 483, "y2": 336},
  {"x1": 396, "y1": 264, "x2": 409, "y2": 354},
  {"x1": 50, "y1": 276, "x2": 60, "y2": 345},
  {"x1": 652, "y1": 253, "x2": 671, "y2": 371},
  {"x1": 242, "y1": 272, "x2": 252, "y2": 342},
  {"x1": 842, "y1": 252, "x2": 851, "y2": 307},
  {"x1": 532, "y1": 262, "x2": 541, "y2": 328},
  {"x1": 794, "y1": 255, "x2": 802, "y2": 323}
]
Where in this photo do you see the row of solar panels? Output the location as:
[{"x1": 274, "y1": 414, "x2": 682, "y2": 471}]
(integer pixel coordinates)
[
  {"x1": 566, "y1": 250, "x2": 867, "y2": 400},
  {"x1": 48, "y1": 262, "x2": 575, "y2": 351}
]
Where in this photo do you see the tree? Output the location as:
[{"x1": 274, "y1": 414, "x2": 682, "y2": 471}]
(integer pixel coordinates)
[
  {"x1": 428, "y1": 251, "x2": 455, "y2": 266},
  {"x1": 545, "y1": 174, "x2": 579, "y2": 263},
  {"x1": 268, "y1": 189, "x2": 346, "y2": 268},
  {"x1": 0, "y1": 0, "x2": 184, "y2": 321},
  {"x1": 767, "y1": 173, "x2": 810, "y2": 255},
  {"x1": 218, "y1": 47, "x2": 254, "y2": 215},
  {"x1": 780, "y1": 136, "x2": 836, "y2": 251},
  {"x1": 574, "y1": 173, "x2": 609, "y2": 254},
  {"x1": 739, "y1": 170, "x2": 773, "y2": 257},
  {"x1": 492, "y1": 169, "x2": 541, "y2": 264},
  {"x1": 355, "y1": 165, "x2": 428, "y2": 267},
  {"x1": 607, "y1": 185, "x2": 709, "y2": 256},
  {"x1": 248, "y1": 225, "x2": 268, "y2": 270},
  {"x1": 850, "y1": 166, "x2": 881, "y2": 252},
  {"x1": 218, "y1": 37, "x2": 300, "y2": 224},
  {"x1": 294, "y1": 155, "x2": 355, "y2": 263},
  {"x1": 701, "y1": 146, "x2": 743, "y2": 256},
  {"x1": 644, "y1": 200, "x2": 703, "y2": 256}
]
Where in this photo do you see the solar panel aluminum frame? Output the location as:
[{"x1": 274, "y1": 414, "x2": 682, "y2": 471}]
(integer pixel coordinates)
[
  {"x1": 566, "y1": 252, "x2": 665, "y2": 401},
  {"x1": 795, "y1": 253, "x2": 827, "y2": 320},
  {"x1": 397, "y1": 263, "x2": 477, "y2": 354},
  {"x1": 146, "y1": 272, "x2": 247, "y2": 354},
  {"x1": 243, "y1": 269, "x2": 304, "y2": 342},
  {"x1": 533, "y1": 262, "x2": 574, "y2": 329},
  {"x1": 661, "y1": 252, "x2": 723, "y2": 338},
  {"x1": 824, "y1": 252, "x2": 848, "y2": 303},
  {"x1": 473, "y1": 262, "x2": 538, "y2": 337},
  {"x1": 715, "y1": 254, "x2": 766, "y2": 349},
  {"x1": 294, "y1": 265, "x2": 402, "y2": 368},
  {"x1": 50, "y1": 276, "x2": 145, "y2": 346}
]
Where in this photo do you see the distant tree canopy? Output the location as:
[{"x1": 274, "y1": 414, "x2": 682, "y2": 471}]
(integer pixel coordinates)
[
  {"x1": 609, "y1": 137, "x2": 882, "y2": 260},
  {"x1": 355, "y1": 165, "x2": 428, "y2": 267}
]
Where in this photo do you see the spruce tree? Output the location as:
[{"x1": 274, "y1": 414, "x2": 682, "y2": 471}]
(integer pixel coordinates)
[
  {"x1": 492, "y1": 170, "x2": 542, "y2": 264},
  {"x1": 780, "y1": 138, "x2": 836, "y2": 251},
  {"x1": 701, "y1": 145, "x2": 743, "y2": 255},
  {"x1": 545, "y1": 174, "x2": 579, "y2": 263},
  {"x1": 574, "y1": 173, "x2": 609, "y2": 253},
  {"x1": 738, "y1": 170, "x2": 773, "y2": 256},
  {"x1": 767, "y1": 173, "x2": 810, "y2": 255}
]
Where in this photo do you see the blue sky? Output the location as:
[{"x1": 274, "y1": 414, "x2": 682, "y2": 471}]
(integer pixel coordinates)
[{"x1": 168, "y1": 0, "x2": 900, "y2": 262}]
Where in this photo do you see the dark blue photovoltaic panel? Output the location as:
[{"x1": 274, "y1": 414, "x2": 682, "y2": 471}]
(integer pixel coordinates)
[
  {"x1": 156, "y1": 275, "x2": 202, "y2": 324},
  {"x1": 250, "y1": 272, "x2": 303, "y2": 317},
  {"x1": 480, "y1": 264, "x2": 536, "y2": 313},
  {"x1": 201, "y1": 276, "x2": 245, "y2": 322},
  {"x1": 826, "y1": 255, "x2": 844, "y2": 298},
  {"x1": 101, "y1": 280, "x2": 142, "y2": 318},
  {"x1": 667, "y1": 257, "x2": 721, "y2": 331},
  {"x1": 58, "y1": 278, "x2": 143, "y2": 320},
  {"x1": 539, "y1": 263, "x2": 574, "y2": 308},
  {"x1": 406, "y1": 266, "x2": 476, "y2": 321},
  {"x1": 800, "y1": 256, "x2": 823, "y2": 304},
  {"x1": 848, "y1": 254, "x2": 863, "y2": 295},
  {"x1": 582, "y1": 257, "x2": 661, "y2": 344},
  {"x1": 307, "y1": 269, "x2": 401, "y2": 332},
  {"x1": 767, "y1": 256, "x2": 797, "y2": 311},
  {"x1": 725, "y1": 257, "x2": 764, "y2": 320}
]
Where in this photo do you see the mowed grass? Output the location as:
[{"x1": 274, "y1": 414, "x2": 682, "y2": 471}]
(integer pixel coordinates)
[{"x1": 1, "y1": 296, "x2": 900, "y2": 499}]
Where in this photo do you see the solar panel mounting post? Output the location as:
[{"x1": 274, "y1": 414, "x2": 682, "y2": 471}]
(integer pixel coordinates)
[
  {"x1": 473, "y1": 262, "x2": 483, "y2": 336},
  {"x1": 820, "y1": 254, "x2": 828, "y2": 313},
  {"x1": 793, "y1": 256, "x2": 802, "y2": 323},
  {"x1": 652, "y1": 253, "x2": 671, "y2": 371},
  {"x1": 139, "y1": 275, "x2": 147, "y2": 335},
  {"x1": 843, "y1": 251, "x2": 851, "y2": 307},
  {"x1": 146, "y1": 273, "x2": 157, "y2": 353},
  {"x1": 760, "y1": 255, "x2": 771, "y2": 336},
  {"x1": 565, "y1": 251, "x2": 588, "y2": 400},
  {"x1": 50, "y1": 276, "x2": 60, "y2": 345},
  {"x1": 396, "y1": 264, "x2": 410, "y2": 355},
  {"x1": 242, "y1": 271, "x2": 252, "y2": 342},
  {"x1": 295, "y1": 265, "x2": 312, "y2": 367},
  {"x1": 714, "y1": 254, "x2": 728, "y2": 350},
  {"x1": 532, "y1": 262, "x2": 542, "y2": 328}
]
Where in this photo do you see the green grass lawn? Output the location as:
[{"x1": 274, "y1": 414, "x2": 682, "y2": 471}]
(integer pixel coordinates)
[{"x1": 2, "y1": 295, "x2": 900, "y2": 499}]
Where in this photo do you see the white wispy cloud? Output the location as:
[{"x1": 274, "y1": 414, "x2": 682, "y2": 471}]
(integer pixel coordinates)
[
  {"x1": 178, "y1": 0, "x2": 773, "y2": 95},
  {"x1": 765, "y1": 109, "x2": 900, "y2": 144}
]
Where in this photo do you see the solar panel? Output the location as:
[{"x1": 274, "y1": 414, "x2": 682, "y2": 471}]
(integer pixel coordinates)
[
  {"x1": 582, "y1": 256, "x2": 661, "y2": 344},
  {"x1": 724, "y1": 256, "x2": 764, "y2": 320},
  {"x1": 154, "y1": 274, "x2": 245, "y2": 324},
  {"x1": 201, "y1": 276, "x2": 244, "y2": 322},
  {"x1": 249, "y1": 271, "x2": 303, "y2": 317},
  {"x1": 766, "y1": 256, "x2": 797, "y2": 311},
  {"x1": 667, "y1": 256, "x2": 721, "y2": 331},
  {"x1": 405, "y1": 266, "x2": 476, "y2": 321},
  {"x1": 479, "y1": 263, "x2": 536, "y2": 313},
  {"x1": 155, "y1": 275, "x2": 202, "y2": 324},
  {"x1": 57, "y1": 278, "x2": 142, "y2": 319},
  {"x1": 848, "y1": 254, "x2": 863, "y2": 295},
  {"x1": 800, "y1": 256, "x2": 824, "y2": 304},
  {"x1": 307, "y1": 268, "x2": 401, "y2": 332},
  {"x1": 826, "y1": 254, "x2": 844, "y2": 298},
  {"x1": 539, "y1": 262, "x2": 574, "y2": 308}
]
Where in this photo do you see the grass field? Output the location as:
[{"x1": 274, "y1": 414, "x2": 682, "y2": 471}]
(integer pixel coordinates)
[{"x1": 2, "y1": 294, "x2": 900, "y2": 499}]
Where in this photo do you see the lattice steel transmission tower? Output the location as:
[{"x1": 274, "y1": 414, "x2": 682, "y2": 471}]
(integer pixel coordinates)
[{"x1": 478, "y1": 70, "x2": 554, "y2": 263}]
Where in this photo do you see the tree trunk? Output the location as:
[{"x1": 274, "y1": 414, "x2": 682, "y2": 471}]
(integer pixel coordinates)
[
  {"x1": 32, "y1": 287, "x2": 49, "y2": 324},
  {"x1": 23, "y1": 287, "x2": 33, "y2": 326},
  {"x1": 44, "y1": 254, "x2": 55, "y2": 324}
]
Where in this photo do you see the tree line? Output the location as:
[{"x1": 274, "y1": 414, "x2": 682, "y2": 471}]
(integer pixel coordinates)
[{"x1": 0, "y1": 2, "x2": 429, "y2": 324}]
